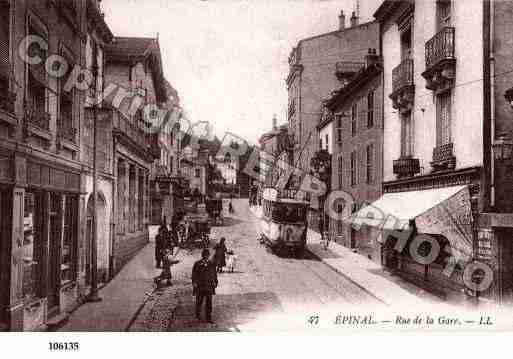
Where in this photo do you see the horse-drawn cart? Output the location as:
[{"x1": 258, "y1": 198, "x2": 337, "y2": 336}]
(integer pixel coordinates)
[
  {"x1": 177, "y1": 213, "x2": 211, "y2": 249},
  {"x1": 205, "y1": 198, "x2": 223, "y2": 225}
]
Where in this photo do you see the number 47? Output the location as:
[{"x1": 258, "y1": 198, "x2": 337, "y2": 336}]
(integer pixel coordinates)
[{"x1": 308, "y1": 315, "x2": 319, "y2": 325}]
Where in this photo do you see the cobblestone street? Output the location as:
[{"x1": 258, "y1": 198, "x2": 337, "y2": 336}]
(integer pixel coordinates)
[{"x1": 130, "y1": 199, "x2": 382, "y2": 331}]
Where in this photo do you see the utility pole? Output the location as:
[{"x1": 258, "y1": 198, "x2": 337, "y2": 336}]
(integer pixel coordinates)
[{"x1": 87, "y1": 62, "x2": 102, "y2": 302}]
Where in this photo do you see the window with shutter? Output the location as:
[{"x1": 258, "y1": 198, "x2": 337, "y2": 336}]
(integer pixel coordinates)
[
  {"x1": 436, "y1": 91, "x2": 451, "y2": 146},
  {"x1": 351, "y1": 104, "x2": 357, "y2": 137},
  {"x1": 59, "y1": 47, "x2": 76, "y2": 141},
  {"x1": 436, "y1": 0, "x2": 451, "y2": 30},
  {"x1": 366, "y1": 143, "x2": 374, "y2": 184},
  {"x1": 350, "y1": 151, "x2": 357, "y2": 186},
  {"x1": 400, "y1": 111, "x2": 413, "y2": 157},
  {"x1": 337, "y1": 155, "x2": 343, "y2": 189},
  {"x1": 336, "y1": 114, "x2": 342, "y2": 143},
  {"x1": 367, "y1": 91, "x2": 374, "y2": 128}
]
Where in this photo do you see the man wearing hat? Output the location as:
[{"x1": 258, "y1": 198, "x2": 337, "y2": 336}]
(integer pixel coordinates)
[{"x1": 192, "y1": 248, "x2": 218, "y2": 323}]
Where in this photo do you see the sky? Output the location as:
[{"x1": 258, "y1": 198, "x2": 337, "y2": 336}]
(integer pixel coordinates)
[{"x1": 103, "y1": 0, "x2": 381, "y2": 145}]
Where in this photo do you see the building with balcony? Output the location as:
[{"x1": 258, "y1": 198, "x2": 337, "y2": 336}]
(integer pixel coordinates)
[
  {"x1": 286, "y1": 11, "x2": 379, "y2": 235},
  {"x1": 0, "y1": 0, "x2": 98, "y2": 331},
  {"x1": 80, "y1": 0, "x2": 114, "y2": 296},
  {"x1": 373, "y1": 0, "x2": 513, "y2": 303},
  {"x1": 325, "y1": 49, "x2": 383, "y2": 263},
  {"x1": 149, "y1": 79, "x2": 182, "y2": 225},
  {"x1": 286, "y1": 11, "x2": 379, "y2": 177},
  {"x1": 104, "y1": 36, "x2": 166, "y2": 275}
]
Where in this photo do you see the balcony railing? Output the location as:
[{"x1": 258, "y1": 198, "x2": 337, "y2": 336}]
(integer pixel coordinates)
[
  {"x1": 334, "y1": 61, "x2": 364, "y2": 82},
  {"x1": 425, "y1": 27, "x2": 455, "y2": 70},
  {"x1": 393, "y1": 157, "x2": 420, "y2": 179},
  {"x1": 392, "y1": 58, "x2": 414, "y2": 94},
  {"x1": 28, "y1": 111, "x2": 50, "y2": 131},
  {"x1": 58, "y1": 123, "x2": 77, "y2": 143},
  {"x1": 113, "y1": 113, "x2": 150, "y2": 152},
  {"x1": 431, "y1": 142, "x2": 456, "y2": 171}
]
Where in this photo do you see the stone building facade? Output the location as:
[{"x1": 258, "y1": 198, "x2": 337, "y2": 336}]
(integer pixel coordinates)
[
  {"x1": 325, "y1": 50, "x2": 384, "y2": 264},
  {"x1": 374, "y1": 0, "x2": 513, "y2": 302},
  {"x1": 286, "y1": 12, "x2": 379, "y2": 233},
  {"x1": 286, "y1": 12, "x2": 379, "y2": 174},
  {"x1": 0, "y1": 0, "x2": 110, "y2": 331},
  {"x1": 104, "y1": 36, "x2": 166, "y2": 275}
]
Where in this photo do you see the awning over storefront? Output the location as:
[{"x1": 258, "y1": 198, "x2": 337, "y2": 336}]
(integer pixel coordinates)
[{"x1": 347, "y1": 185, "x2": 473, "y2": 262}]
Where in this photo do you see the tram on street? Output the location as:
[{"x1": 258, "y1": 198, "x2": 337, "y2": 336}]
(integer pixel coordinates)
[{"x1": 259, "y1": 187, "x2": 309, "y2": 256}]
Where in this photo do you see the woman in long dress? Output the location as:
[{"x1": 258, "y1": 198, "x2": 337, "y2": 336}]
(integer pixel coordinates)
[{"x1": 213, "y1": 237, "x2": 228, "y2": 273}]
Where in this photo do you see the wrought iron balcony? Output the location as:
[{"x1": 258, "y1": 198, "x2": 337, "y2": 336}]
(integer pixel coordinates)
[
  {"x1": 27, "y1": 110, "x2": 50, "y2": 131},
  {"x1": 392, "y1": 58, "x2": 413, "y2": 94},
  {"x1": 390, "y1": 58, "x2": 414, "y2": 111},
  {"x1": 422, "y1": 27, "x2": 456, "y2": 92},
  {"x1": 431, "y1": 142, "x2": 456, "y2": 172},
  {"x1": 425, "y1": 27, "x2": 455, "y2": 70},
  {"x1": 113, "y1": 113, "x2": 151, "y2": 154},
  {"x1": 393, "y1": 157, "x2": 420, "y2": 179},
  {"x1": 334, "y1": 61, "x2": 364, "y2": 83}
]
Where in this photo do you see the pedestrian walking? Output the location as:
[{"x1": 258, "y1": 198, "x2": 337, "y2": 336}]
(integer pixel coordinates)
[
  {"x1": 213, "y1": 237, "x2": 228, "y2": 273},
  {"x1": 155, "y1": 225, "x2": 167, "y2": 268},
  {"x1": 192, "y1": 248, "x2": 218, "y2": 323}
]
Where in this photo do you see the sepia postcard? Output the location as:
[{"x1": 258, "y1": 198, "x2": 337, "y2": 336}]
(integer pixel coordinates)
[{"x1": 2, "y1": 1, "x2": 513, "y2": 354}]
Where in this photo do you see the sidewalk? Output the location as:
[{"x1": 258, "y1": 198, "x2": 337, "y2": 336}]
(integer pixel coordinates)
[
  {"x1": 59, "y1": 227, "x2": 163, "y2": 331},
  {"x1": 248, "y1": 205, "x2": 446, "y2": 308}
]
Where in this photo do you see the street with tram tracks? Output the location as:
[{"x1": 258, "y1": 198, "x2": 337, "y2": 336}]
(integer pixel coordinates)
[{"x1": 130, "y1": 198, "x2": 382, "y2": 331}]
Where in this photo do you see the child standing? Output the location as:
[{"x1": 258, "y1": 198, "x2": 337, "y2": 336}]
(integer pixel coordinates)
[{"x1": 155, "y1": 248, "x2": 173, "y2": 286}]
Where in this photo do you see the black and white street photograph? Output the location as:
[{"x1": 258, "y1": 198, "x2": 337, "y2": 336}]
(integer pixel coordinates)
[{"x1": 3, "y1": 2, "x2": 513, "y2": 348}]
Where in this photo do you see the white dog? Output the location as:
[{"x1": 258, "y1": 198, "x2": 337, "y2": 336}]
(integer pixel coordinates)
[{"x1": 226, "y1": 253, "x2": 237, "y2": 273}]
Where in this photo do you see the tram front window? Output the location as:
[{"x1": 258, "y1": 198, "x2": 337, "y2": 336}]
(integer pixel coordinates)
[{"x1": 271, "y1": 203, "x2": 306, "y2": 223}]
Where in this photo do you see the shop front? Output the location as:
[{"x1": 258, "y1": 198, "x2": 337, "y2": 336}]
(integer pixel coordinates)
[
  {"x1": 0, "y1": 151, "x2": 81, "y2": 331},
  {"x1": 350, "y1": 184, "x2": 477, "y2": 301}
]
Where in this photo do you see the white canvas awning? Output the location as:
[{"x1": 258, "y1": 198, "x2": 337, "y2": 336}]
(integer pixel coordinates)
[{"x1": 347, "y1": 185, "x2": 473, "y2": 262}]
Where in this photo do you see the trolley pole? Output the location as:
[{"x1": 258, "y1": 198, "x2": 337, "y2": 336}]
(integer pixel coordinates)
[{"x1": 88, "y1": 63, "x2": 102, "y2": 302}]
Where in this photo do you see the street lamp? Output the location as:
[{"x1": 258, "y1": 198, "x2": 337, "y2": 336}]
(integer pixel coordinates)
[{"x1": 87, "y1": 62, "x2": 102, "y2": 302}]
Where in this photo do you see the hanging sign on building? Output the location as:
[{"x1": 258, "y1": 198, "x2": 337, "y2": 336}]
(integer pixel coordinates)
[{"x1": 476, "y1": 229, "x2": 493, "y2": 262}]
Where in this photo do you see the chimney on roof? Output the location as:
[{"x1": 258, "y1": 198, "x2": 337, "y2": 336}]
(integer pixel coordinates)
[
  {"x1": 365, "y1": 48, "x2": 380, "y2": 68},
  {"x1": 350, "y1": 11, "x2": 359, "y2": 27},
  {"x1": 272, "y1": 114, "x2": 277, "y2": 131},
  {"x1": 338, "y1": 11, "x2": 346, "y2": 30}
]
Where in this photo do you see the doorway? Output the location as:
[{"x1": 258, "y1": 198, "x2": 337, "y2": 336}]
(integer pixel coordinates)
[{"x1": 85, "y1": 193, "x2": 107, "y2": 285}]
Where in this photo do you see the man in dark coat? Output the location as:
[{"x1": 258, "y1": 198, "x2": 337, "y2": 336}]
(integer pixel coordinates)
[
  {"x1": 192, "y1": 249, "x2": 218, "y2": 323},
  {"x1": 155, "y1": 226, "x2": 167, "y2": 268}
]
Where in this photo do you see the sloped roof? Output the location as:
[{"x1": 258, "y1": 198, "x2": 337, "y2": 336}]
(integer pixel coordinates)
[{"x1": 105, "y1": 36, "x2": 157, "y2": 59}]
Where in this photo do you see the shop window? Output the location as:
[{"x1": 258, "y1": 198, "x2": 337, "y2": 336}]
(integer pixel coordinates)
[
  {"x1": 22, "y1": 192, "x2": 43, "y2": 301},
  {"x1": 138, "y1": 174, "x2": 144, "y2": 230},
  {"x1": 61, "y1": 195, "x2": 77, "y2": 285}
]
